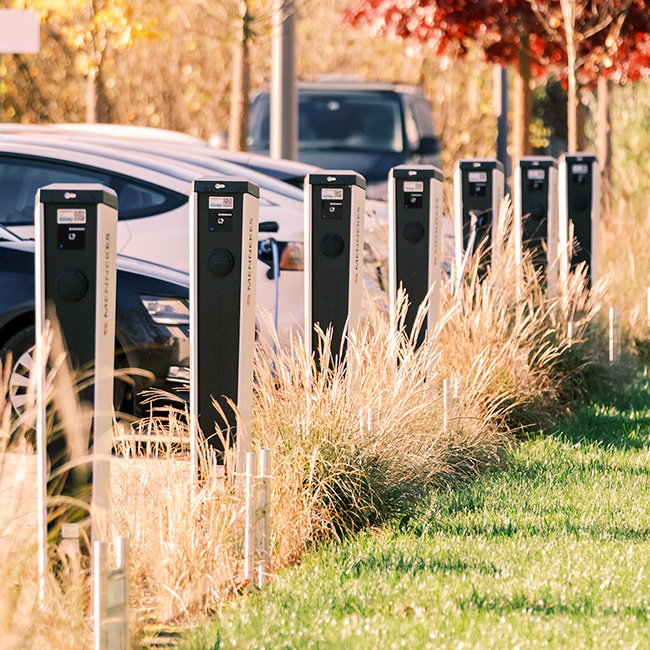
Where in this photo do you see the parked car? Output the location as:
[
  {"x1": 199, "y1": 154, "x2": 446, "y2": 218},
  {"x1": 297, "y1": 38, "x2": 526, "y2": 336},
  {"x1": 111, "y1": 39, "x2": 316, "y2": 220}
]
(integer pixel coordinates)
[
  {"x1": 0, "y1": 123, "x2": 319, "y2": 189},
  {"x1": 52, "y1": 122, "x2": 319, "y2": 188},
  {"x1": 0, "y1": 133, "x2": 305, "y2": 340},
  {"x1": 0, "y1": 225, "x2": 190, "y2": 420},
  {"x1": 248, "y1": 80, "x2": 441, "y2": 199}
]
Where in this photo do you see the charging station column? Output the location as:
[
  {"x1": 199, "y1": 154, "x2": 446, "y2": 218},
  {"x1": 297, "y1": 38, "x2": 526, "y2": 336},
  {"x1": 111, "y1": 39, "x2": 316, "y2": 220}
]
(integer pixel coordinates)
[
  {"x1": 514, "y1": 156, "x2": 559, "y2": 293},
  {"x1": 454, "y1": 159, "x2": 504, "y2": 283},
  {"x1": 388, "y1": 165, "x2": 444, "y2": 346},
  {"x1": 35, "y1": 184, "x2": 118, "y2": 570},
  {"x1": 190, "y1": 179, "x2": 259, "y2": 475},
  {"x1": 558, "y1": 153, "x2": 600, "y2": 288},
  {"x1": 304, "y1": 172, "x2": 365, "y2": 369}
]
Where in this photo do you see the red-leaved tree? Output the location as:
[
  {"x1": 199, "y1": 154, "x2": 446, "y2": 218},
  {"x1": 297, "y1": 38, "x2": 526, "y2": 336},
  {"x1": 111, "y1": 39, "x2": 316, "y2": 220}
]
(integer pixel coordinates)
[{"x1": 343, "y1": 0, "x2": 650, "y2": 162}]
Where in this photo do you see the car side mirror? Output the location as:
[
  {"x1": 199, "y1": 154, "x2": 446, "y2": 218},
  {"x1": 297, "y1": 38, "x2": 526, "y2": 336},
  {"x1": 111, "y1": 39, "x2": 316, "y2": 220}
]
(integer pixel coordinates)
[{"x1": 416, "y1": 136, "x2": 440, "y2": 155}]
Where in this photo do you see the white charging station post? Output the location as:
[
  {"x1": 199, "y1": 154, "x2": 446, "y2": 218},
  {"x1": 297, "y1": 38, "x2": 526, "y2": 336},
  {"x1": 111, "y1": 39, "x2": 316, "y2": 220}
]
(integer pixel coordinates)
[
  {"x1": 304, "y1": 172, "x2": 365, "y2": 370},
  {"x1": 514, "y1": 156, "x2": 559, "y2": 294},
  {"x1": 454, "y1": 159, "x2": 504, "y2": 285},
  {"x1": 558, "y1": 153, "x2": 600, "y2": 288},
  {"x1": 35, "y1": 184, "x2": 117, "y2": 579},
  {"x1": 388, "y1": 165, "x2": 444, "y2": 345},
  {"x1": 190, "y1": 178, "x2": 259, "y2": 477}
]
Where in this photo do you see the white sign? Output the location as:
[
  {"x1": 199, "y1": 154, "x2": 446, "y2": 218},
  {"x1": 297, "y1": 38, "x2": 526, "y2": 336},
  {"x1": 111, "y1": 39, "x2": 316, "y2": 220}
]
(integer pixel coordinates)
[
  {"x1": 209, "y1": 196, "x2": 234, "y2": 209},
  {"x1": 404, "y1": 181, "x2": 424, "y2": 192},
  {"x1": 322, "y1": 188, "x2": 343, "y2": 200},
  {"x1": 57, "y1": 208, "x2": 87, "y2": 224},
  {"x1": 0, "y1": 10, "x2": 40, "y2": 54}
]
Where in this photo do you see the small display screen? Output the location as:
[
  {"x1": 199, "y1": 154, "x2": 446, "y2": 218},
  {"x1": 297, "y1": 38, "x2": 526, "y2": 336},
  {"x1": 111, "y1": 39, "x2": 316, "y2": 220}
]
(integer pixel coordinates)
[
  {"x1": 321, "y1": 201, "x2": 343, "y2": 219},
  {"x1": 470, "y1": 183, "x2": 486, "y2": 198},
  {"x1": 468, "y1": 172, "x2": 488, "y2": 183},
  {"x1": 527, "y1": 169, "x2": 546, "y2": 180},
  {"x1": 209, "y1": 212, "x2": 233, "y2": 232},
  {"x1": 404, "y1": 193, "x2": 423, "y2": 209},
  {"x1": 57, "y1": 224, "x2": 86, "y2": 250},
  {"x1": 572, "y1": 164, "x2": 589, "y2": 175}
]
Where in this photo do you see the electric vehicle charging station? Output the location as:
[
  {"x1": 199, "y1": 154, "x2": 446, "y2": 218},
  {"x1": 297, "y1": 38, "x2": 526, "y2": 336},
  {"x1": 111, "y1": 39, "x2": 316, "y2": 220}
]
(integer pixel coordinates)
[
  {"x1": 35, "y1": 184, "x2": 118, "y2": 571},
  {"x1": 454, "y1": 159, "x2": 504, "y2": 285},
  {"x1": 304, "y1": 171, "x2": 365, "y2": 369},
  {"x1": 190, "y1": 178, "x2": 259, "y2": 476},
  {"x1": 388, "y1": 165, "x2": 444, "y2": 346},
  {"x1": 559, "y1": 153, "x2": 600, "y2": 288},
  {"x1": 514, "y1": 156, "x2": 559, "y2": 293}
]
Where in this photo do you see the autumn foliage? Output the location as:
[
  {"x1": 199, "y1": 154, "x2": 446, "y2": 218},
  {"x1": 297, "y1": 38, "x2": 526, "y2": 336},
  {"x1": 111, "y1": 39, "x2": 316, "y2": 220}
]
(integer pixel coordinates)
[{"x1": 342, "y1": 0, "x2": 650, "y2": 84}]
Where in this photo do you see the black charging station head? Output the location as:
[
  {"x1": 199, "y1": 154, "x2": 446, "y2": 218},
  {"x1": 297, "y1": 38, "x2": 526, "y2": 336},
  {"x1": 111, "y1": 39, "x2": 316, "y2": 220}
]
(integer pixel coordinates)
[
  {"x1": 390, "y1": 165, "x2": 443, "y2": 182},
  {"x1": 390, "y1": 165, "x2": 443, "y2": 222},
  {"x1": 37, "y1": 184, "x2": 119, "y2": 210},
  {"x1": 192, "y1": 178, "x2": 261, "y2": 198},
  {"x1": 306, "y1": 172, "x2": 366, "y2": 191},
  {"x1": 457, "y1": 159, "x2": 505, "y2": 174}
]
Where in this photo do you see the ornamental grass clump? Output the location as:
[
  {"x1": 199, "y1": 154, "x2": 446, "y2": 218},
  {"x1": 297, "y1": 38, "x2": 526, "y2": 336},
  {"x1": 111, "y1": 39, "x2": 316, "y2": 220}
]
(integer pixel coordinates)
[
  {"x1": 438, "y1": 198, "x2": 610, "y2": 434},
  {"x1": 110, "y1": 423, "x2": 242, "y2": 639},
  {"x1": 0, "y1": 352, "x2": 94, "y2": 649},
  {"x1": 252, "y1": 198, "x2": 616, "y2": 567},
  {"x1": 252, "y1": 300, "x2": 506, "y2": 566}
]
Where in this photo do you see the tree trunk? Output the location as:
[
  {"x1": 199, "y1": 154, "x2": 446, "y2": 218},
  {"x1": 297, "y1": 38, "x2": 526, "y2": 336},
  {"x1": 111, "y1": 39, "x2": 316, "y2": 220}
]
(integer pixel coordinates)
[
  {"x1": 228, "y1": 33, "x2": 251, "y2": 152},
  {"x1": 597, "y1": 76, "x2": 611, "y2": 170},
  {"x1": 86, "y1": 66, "x2": 111, "y2": 124},
  {"x1": 494, "y1": 64, "x2": 510, "y2": 179},
  {"x1": 86, "y1": 67, "x2": 97, "y2": 124},
  {"x1": 597, "y1": 76, "x2": 612, "y2": 211},
  {"x1": 512, "y1": 41, "x2": 533, "y2": 169},
  {"x1": 574, "y1": 88, "x2": 587, "y2": 151}
]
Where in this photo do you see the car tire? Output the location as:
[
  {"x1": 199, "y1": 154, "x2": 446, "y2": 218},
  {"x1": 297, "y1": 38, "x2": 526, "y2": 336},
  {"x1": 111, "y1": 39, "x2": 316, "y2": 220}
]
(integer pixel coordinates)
[
  {"x1": 0, "y1": 325, "x2": 36, "y2": 421},
  {"x1": 1, "y1": 325, "x2": 132, "y2": 423}
]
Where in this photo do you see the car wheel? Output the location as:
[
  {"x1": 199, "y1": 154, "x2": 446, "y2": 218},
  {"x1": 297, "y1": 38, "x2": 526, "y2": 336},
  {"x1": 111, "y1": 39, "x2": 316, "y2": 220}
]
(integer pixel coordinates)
[
  {"x1": 1, "y1": 325, "x2": 132, "y2": 422},
  {"x1": 0, "y1": 325, "x2": 36, "y2": 420}
]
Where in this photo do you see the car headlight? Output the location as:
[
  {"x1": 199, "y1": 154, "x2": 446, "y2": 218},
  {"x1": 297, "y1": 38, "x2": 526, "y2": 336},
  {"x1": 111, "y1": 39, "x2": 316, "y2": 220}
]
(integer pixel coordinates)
[{"x1": 140, "y1": 295, "x2": 190, "y2": 326}]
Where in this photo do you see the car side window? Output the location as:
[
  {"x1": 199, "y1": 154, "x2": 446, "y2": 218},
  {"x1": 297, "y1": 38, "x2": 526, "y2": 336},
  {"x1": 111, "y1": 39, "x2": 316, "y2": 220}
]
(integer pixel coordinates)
[
  {"x1": 248, "y1": 95, "x2": 271, "y2": 150},
  {"x1": 411, "y1": 97, "x2": 436, "y2": 138},
  {"x1": 0, "y1": 155, "x2": 111, "y2": 225},
  {"x1": 404, "y1": 96, "x2": 437, "y2": 153},
  {"x1": 0, "y1": 155, "x2": 185, "y2": 224},
  {"x1": 404, "y1": 104, "x2": 421, "y2": 152},
  {"x1": 110, "y1": 177, "x2": 176, "y2": 219}
]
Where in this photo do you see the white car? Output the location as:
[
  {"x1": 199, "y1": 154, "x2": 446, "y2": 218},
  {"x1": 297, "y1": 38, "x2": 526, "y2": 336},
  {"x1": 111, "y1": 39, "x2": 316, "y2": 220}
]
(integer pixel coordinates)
[{"x1": 0, "y1": 134, "x2": 305, "y2": 340}]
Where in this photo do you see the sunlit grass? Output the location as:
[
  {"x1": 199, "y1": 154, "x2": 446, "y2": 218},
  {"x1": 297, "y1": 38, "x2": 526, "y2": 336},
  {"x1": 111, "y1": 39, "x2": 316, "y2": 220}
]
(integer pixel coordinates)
[{"x1": 179, "y1": 377, "x2": 650, "y2": 650}]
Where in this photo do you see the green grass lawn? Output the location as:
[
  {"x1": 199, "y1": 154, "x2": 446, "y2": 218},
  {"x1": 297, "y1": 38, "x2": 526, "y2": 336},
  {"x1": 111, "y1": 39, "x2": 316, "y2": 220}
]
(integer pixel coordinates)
[{"x1": 180, "y1": 376, "x2": 650, "y2": 650}]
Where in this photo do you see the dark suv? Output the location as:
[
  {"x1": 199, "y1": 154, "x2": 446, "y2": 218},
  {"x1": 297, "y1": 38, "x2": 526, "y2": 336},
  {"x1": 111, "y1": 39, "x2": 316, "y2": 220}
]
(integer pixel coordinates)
[{"x1": 248, "y1": 81, "x2": 441, "y2": 199}]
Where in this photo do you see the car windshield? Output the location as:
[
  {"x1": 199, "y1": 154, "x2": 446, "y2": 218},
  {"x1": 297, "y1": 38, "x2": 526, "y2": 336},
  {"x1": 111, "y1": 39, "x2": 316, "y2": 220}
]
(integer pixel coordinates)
[{"x1": 250, "y1": 92, "x2": 404, "y2": 154}]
